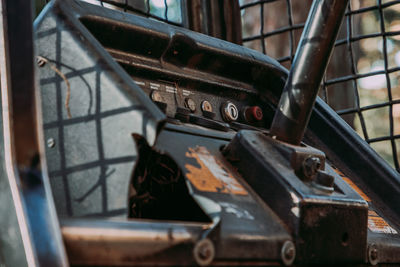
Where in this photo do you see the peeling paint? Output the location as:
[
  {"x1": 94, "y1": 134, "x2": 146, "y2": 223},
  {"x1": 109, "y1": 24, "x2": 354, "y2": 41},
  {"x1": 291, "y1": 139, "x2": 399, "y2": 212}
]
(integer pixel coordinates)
[
  {"x1": 291, "y1": 207, "x2": 300, "y2": 217},
  {"x1": 185, "y1": 146, "x2": 248, "y2": 195},
  {"x1": 290, "y1": 192, "x2": 300, "y2": 204},
  {"x1": 219, "y1": 202, "x2": 254, "y2": 220},
  {"x1": 368, "y1": 210, "x2": 398, "y2": 234},
  {"x1": 334, "y1": 168, "x2": 398, "y2": 234}
]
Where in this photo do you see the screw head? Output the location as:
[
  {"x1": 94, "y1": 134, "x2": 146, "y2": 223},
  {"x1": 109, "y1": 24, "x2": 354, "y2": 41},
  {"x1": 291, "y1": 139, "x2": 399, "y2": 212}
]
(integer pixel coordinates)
[
  {"x1": 36, "y1": 57, "x2": 46, "y2": 67},
  {"x1": 302, "y1": 156, "x2": 321, "y2": 180},
  {"x1": 47, "y1": 138, "x2": 55, "y2": 148},
  {"x1": 281, "y1": 240, "x2": 296, "y2": 266},
  {"x1": 368, "y1": 244, "x2": 379, "y2": 265},
  {"x1": 193, "y1": 238, "x2": 215, "y2": 266}
]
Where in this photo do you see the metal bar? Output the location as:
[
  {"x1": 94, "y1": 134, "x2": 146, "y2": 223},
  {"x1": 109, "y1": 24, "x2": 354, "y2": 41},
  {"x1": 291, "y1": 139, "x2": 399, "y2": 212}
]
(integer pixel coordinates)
[
  {"x1": 260, "y1": 3, "x2": 265, "y2": 54},
  {"x1": 377, "y1": 0, "x2": 399, "y2": 170},
  {"x1": 186, "y1": 0, "x2": 242, "y2": 44},
  {"x1": 61, "y1": 219, "x2": 205, "y2": 266},
  {"x1": 335, "y1": 30, "x2": 400, "y2": 46},
  {"x1": 270, "y1": 0, "x2": 349, "y2": 145},
  {"x1": 345, "y1": 2, "x2": 369, "y2": 142},
  {"x1": 286, "y1": 0, "x2": 294, "y2": 63},
  {"x1": 164, "y1": 0, "x2": 168, "y2": 20},
  {"x1": 336, "y1": 99, "x2": 400, "y2": 115},
  {"x1": 0, "y1": 0, "x2": 68, "y2": 266},
  {"x1": 242, "y1": 23, "x2": 305, "y2": 42},
  {"x1": 367, "y1": 135, "x2": 400, "y2": 144},
  {"x1": 325, "y1": 66, "x2": 400, "y2": 86}
]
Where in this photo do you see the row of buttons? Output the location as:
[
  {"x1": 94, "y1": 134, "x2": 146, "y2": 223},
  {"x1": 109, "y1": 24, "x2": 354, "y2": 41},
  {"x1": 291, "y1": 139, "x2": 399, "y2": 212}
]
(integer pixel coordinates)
[
  {"x1": 186, "y1": 97, "x2": 263, "y2": 123},
  {"x1": 150, "y1": 90, "x2": 263, "y2": 123}
]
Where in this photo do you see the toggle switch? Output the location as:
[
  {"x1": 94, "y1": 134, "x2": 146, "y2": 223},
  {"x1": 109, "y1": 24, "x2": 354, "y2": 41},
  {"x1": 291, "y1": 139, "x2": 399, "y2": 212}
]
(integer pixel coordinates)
[{"x1": 221, "y1": 102, "x2": 239, "y2": 122}]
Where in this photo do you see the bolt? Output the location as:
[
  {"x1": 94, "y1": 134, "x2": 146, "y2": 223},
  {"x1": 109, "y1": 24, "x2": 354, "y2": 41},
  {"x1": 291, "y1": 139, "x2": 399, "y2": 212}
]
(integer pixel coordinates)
[
  {"x1": 368, "y1": 244, "x2": 379, "y2": 265},
  {"x1": 285, "y1": 246, "x2": 295, "y2": 259},
  {"x1": 281, "y1": 241, "x2": 295, "y2": 266},
  {"x1": 47, "y1": 138, "x2": 55, "y2": 148},
  {"x1": 36, "y1": 57, "x2": 46, "y2": 67},
  {"x1": 302, "y1": 156, "x2": 321, "y2": 180},
  {"x1": 193, "y1": 239, "x2": 215, "y2": 266},
  {"x1": 198, "y1": 244, "x2": 211, "y2": 260}
]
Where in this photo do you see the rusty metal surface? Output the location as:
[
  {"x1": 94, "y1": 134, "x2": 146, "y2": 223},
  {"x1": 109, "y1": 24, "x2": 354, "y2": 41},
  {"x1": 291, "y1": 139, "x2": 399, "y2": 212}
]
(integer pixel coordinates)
[
  {"x1": 60, "y1": 121, "x2": 293, "y2": 266},
  {"x1": 30, "y1": 0, "x2": 400, "y2": 265},
  {"x1": 223, "y1": 130, "x2": 368, "y2": 263},
  {"x1": 62, "y1": 218, "x2": 207, "y2": 266},
  {"x1": 34, "y1": 0, "x2": 286, "y2": 218},
  {"x1": 35, "y1": 0, "x2": 167, "y2": 218},
  {"x1": 133, "y1": 124, "x2": 293, "y2": 265}
]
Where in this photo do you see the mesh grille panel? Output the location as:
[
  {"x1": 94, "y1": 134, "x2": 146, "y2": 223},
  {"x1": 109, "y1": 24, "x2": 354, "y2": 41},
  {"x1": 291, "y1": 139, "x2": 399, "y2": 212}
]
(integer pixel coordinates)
[{"x1": 241, "y1": 0, "x2": 400, "y2": 172}]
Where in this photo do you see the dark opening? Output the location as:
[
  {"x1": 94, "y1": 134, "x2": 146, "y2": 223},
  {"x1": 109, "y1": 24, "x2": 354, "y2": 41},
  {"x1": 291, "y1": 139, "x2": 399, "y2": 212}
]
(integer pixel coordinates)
[{"x1": 130, "y1": 135, "x2": 211, "y2": 222}]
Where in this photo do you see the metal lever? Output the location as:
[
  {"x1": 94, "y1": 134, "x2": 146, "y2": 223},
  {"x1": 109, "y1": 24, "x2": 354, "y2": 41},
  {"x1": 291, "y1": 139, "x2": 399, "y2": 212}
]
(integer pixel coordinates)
[{"x1": 270, "y1": 0, "x2": 349, "y2": 145}]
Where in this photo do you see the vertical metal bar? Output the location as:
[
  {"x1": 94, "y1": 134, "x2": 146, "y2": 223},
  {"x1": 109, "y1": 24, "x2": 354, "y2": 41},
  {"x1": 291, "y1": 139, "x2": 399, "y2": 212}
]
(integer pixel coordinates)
[
  {"x1": 377, "y1": 0, "x2": 400, "y2": 171},
  {"x1": 186, "y1": 0, "x2": 242, "y2": 43},
  {"x1": 146, "y1": 0, "x2": 150, "y2": 15},
  {"x1": 270, "y1": 0, "x2": 349, "y2": 145},
  {"x1": 180, "y1": 0, "x2": 189, "y2": 28},
  {"x1": 260, "y1": 3, "x2": 266, "y2": 54},
  {"x1": 164, "y1": 0, "x2": 168, "y2": 21},
  {"x1": 0, "y1": 0, "x2": 68, "y2": 266},
  {"x1": 286, "y1": 0, "x2": 294, "y2": 64},
  {"x1": 346, "y1": 3, "x2": 369, "y2": 142}
]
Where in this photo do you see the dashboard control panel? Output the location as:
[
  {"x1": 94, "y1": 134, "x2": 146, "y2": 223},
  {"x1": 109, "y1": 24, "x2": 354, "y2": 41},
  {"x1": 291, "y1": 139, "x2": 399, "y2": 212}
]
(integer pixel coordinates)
[{"x1": 123, "y1": 75, "x2": 270, "y2": 130}]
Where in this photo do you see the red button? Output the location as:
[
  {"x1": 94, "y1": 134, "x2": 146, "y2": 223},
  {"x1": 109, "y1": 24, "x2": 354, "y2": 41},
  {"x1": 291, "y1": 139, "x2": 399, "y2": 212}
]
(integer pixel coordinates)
[{"x1": 246, "y1": 106, "x2": 263, "y2": 121}]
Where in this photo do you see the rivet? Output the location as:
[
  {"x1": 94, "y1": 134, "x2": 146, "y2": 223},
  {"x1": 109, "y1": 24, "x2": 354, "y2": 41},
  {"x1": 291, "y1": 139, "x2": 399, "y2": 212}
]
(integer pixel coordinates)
[
  {"x1": 193, "y1": 238, "x2": 215, "y2": 266},
  {"x1": 47, "y1": 138, "x2": 55, "y2": 148},
  {"x1": 281, "y1": 240, "x2": 296, "y2": 266}
]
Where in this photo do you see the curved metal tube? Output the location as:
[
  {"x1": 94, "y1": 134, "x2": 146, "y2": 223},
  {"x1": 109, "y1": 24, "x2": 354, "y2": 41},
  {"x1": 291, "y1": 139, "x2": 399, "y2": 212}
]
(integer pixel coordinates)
[{"x1": 270, "y1": 0, "x2": 349, "y2": 145}]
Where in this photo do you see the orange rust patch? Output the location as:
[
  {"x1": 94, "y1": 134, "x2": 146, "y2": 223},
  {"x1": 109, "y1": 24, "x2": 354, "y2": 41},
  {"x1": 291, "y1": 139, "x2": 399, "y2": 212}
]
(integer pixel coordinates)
[
  {"x1": 368, "y1": 210, "x2": 398, "y2": 234},
  {"x1": 334, "y1": 168, "x2": 398, "y2": 234},
  {"x1": 340, "y1": 176, "x2": 371, "y2": 202},
  {"x1": 333, "y1": 169, "x2": 371, "y2": 202},
  {"x1": 184, "y1": 146, "x2": 248, "y2": 195}
]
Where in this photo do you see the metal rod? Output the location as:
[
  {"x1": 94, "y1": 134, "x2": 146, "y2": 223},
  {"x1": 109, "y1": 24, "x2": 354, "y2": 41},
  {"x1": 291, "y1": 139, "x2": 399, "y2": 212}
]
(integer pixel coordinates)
[
  {"x1": 0, "y1": 0, "x2": 68, "y2": 265},
  {"x1": 270, "y1": 0, "x2": 349, "y2": 145}
]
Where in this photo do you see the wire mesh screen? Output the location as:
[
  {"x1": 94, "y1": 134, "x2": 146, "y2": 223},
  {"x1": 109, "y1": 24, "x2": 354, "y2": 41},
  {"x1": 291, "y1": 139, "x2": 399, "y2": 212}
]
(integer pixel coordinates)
[
  {"x1": 40, "y1": 0, "x2": 184, "y2": 26},
  {"x1": 241, "y1": 0, "x2": 400, "y2": 172}
]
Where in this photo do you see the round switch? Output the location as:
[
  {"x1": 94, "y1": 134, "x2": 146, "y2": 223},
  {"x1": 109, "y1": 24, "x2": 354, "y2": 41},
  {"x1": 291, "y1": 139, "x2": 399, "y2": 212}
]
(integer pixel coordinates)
[
  {"x1": 185, "y1": 98, "x2": 196, "y2": 112},
  {"x1": 201, "y1": 100, "x2": 213, "y2": 113},
  {"x1": 221, "y1": 102, "x2": 239, "y2": 122},
  {"x1": 244, "y1": 106, "x2": 263, "y2": 122},
  {"x1": 150, "y1": 90, "x2": 163, "y2": 102}
]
